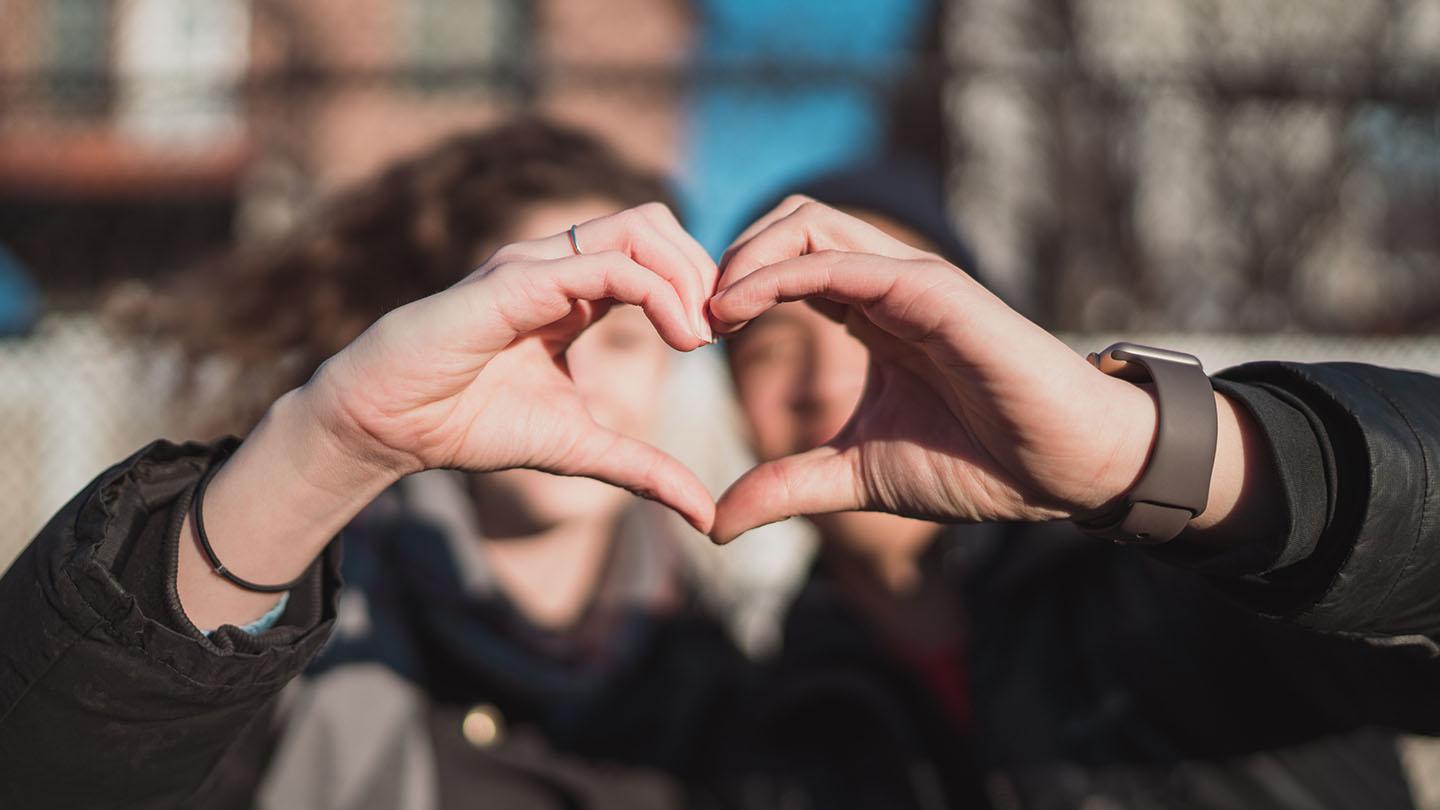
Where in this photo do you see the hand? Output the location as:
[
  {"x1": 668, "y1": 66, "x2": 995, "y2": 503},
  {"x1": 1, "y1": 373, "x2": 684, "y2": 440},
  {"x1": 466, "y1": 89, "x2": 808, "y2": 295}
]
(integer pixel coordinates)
[
  {"x1": 302, "y1": 203, "x2": 719, "y2": 531},
  {"x1": 707, "y1": 198, "x2": 1159, "y2": 543}
]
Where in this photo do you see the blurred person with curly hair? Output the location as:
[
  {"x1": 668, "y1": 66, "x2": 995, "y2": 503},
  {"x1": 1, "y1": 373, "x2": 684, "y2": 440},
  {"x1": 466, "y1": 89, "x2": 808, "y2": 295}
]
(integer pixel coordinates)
[{"x1": 13, "y1": 118, "x2": 750, "y2": 809}]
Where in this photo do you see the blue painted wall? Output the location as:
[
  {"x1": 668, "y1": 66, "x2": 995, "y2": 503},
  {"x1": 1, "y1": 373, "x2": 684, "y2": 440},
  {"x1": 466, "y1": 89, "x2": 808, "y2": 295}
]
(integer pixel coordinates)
[
  {"x1": 0, "y1": 245, "x2": 39, "y2": 337},
  {"x1": 681, "y1": 0, "x2": 929, "y2": 255}
]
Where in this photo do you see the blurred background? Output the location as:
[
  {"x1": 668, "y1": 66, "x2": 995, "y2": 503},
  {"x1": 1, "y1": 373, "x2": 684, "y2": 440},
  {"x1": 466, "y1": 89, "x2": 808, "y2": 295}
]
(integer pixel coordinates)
[
  {"x1": 1, "y1": 0, "x2": 1438, "y2": 658},
  {"x1": 1, "y1": 0, "x2": 1439, "y2": 797}
]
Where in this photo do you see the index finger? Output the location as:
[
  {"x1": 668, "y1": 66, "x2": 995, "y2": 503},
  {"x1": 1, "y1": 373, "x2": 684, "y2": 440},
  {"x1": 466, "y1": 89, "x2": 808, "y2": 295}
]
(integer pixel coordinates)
[
  {"x1": 485, "y1": 206, "x2": 715, "y2": 341},
  {"x1": 718, "y1": 194, "x2": 812, "y2": 267},
  {"x1": 709, "y1": 250, "x2": 962, "y2": 344},
  {"x1": 634, "y1": 202, "x2": 718, "y2": 298},
  {"x1": 713, "y1": 201, "x2": 931, "y2": 333}
]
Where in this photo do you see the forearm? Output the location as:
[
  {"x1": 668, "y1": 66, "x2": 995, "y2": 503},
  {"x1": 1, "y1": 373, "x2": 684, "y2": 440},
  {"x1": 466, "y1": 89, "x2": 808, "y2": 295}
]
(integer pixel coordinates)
[
  {"x1": 1179, "y1": 390, "x2": 1286, "y2": 545},
  {"x1": 177, "y1": 386, "x2": 401, "y2": 630}
]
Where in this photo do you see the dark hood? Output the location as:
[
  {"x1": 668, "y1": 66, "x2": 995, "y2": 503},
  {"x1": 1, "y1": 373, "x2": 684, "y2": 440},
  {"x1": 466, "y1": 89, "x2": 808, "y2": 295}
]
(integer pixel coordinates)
[{"x1": 760, "y1": 153, "x2": 982, "y2": 282}]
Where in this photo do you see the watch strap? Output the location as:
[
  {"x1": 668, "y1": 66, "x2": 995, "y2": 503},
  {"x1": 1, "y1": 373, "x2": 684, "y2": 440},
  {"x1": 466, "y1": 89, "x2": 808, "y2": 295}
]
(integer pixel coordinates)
[{"x1": 1076, "y1": 343, "x2": 1218, "y2": 544}]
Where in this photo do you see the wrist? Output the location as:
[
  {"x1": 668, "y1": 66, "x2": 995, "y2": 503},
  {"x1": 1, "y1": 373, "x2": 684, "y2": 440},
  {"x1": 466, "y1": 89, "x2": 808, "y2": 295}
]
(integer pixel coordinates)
[
  {"x1": 268, "y1": 385, "x2": 409, "y2": 502},
  {"x1": 293, "y1": 365, "x2": 424, "y2": 482},
  {"x1": 1068, "y1": 343, "x2": 1221, "y2": 544},
  {"x1": 1075, "y1": 374, "x2": 1160, "y2": 519},
  {"x1": 177, "y1": 387, "x2": 403, "y2": 629},
  {"x1": 1076, "y1": 383, "x2": 1272, "y2": 546}
]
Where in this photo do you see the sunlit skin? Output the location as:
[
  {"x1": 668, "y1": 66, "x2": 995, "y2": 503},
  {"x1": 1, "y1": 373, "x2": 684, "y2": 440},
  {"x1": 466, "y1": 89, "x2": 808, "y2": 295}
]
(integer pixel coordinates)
[
  {"x1": 177, "y1": 197, "x2": 1275, "y2": 640},
  {"x1": 709, "y1": 197, "x2": 1274, "y2": 554},
  {"x1": 177, "y1": 203, "x2": 718, "y2": 631},
  {"x1": 473, "y1": 198, "x2": 670, "y2": 533},
  {"x1": 468, "y1": 198, "x2": 675, "y2": 628},
  {"x1": 726, "y1": 209, "x2": 950, "y2": 593}
]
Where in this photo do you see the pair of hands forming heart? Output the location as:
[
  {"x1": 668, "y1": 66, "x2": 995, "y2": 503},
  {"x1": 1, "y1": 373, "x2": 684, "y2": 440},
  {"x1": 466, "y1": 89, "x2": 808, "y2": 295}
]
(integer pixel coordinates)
[{"x1": 304, "y1": 199, "x2": 1160, "y2": 544}]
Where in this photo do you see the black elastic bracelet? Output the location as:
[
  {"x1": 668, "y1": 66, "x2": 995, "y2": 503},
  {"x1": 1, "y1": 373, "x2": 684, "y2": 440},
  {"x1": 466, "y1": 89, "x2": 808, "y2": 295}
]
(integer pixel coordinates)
[{"x1": 192, "y1": 459, "x2": 304, "y2": 593}]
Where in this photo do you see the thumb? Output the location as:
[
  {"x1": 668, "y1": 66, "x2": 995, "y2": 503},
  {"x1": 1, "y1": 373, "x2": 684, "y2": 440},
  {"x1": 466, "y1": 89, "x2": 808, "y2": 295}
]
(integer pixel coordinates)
[
  {"x1": 711, "y1": 445, "x2": 861, "y2": 544},
  {"x1": 559, "y1": 426, "x2": 716, "y2": 534}
]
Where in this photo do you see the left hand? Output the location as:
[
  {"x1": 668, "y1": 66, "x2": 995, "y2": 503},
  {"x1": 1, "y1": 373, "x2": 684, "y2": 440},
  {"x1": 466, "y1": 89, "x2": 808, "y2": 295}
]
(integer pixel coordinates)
[{"x1": 707, "y1": 198, "x2": 1160, "y2": 543}]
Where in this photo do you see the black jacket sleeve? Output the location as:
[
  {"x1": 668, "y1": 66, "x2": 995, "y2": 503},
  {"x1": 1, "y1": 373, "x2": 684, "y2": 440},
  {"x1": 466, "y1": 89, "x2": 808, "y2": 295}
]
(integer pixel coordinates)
[
  {"x1": 1175, "y1": 362, "x2": 1440, "y2": 651},
  {"x1": 0, "y1": 439, "x2": 339, "y2": 809}
]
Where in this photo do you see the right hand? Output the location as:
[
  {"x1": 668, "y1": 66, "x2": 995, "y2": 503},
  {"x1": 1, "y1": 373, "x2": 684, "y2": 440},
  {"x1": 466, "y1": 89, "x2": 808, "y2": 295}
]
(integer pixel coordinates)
[{"x1": 300, "y1": 203, "x2": 720, "y2": 531}]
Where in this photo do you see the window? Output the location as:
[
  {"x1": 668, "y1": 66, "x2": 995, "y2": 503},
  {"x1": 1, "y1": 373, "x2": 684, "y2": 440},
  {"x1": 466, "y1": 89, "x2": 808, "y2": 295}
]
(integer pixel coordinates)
[
  {"x1": 46, "y1": 0, "x2": 111, "y2": 118},
  {"x1": 408, "y1": 0, "x2": 532, "y2": 96},
  {"x1": 114, "y1": 0, "x2": 250, "y2": 146}
]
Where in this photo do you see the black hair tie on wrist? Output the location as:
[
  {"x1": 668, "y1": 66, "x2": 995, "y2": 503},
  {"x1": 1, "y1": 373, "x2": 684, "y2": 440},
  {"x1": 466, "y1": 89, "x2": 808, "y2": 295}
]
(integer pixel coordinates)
[{"x1": 191, "y1": 459, "x2": 304, "y2": 593}]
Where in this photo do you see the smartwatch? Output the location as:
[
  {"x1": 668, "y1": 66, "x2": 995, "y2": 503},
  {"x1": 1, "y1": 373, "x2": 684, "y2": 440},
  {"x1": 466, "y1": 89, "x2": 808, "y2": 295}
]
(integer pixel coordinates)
[{"x1": 1074, "y1": 342, "x2": 1218, "y2": 544}]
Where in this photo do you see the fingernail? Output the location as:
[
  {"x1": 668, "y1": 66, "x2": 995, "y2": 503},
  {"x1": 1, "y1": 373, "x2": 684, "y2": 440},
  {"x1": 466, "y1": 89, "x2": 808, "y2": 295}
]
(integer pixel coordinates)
[{"x1": 694, "y1": 313, "x2": 714, "y2": 344}]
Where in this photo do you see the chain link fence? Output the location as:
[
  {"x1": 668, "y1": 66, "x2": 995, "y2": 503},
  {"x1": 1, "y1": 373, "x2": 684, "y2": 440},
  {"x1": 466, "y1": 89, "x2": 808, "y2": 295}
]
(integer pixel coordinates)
[
  {"x1": 3, "y1": 1, "x2": 1435, "y2": 328},
  {"x1": 945, "y1": 0, "x2": 1440, "y2": 332},
  {"x1": 7, "y1": 317, "x2": 1440, "y2": 566},
  {"x1": 0, "y1": 317, "x2": 173, "y2": 559},
  {"x1": 2, "y1": 0, "x2": 1439, "y2": 800}
]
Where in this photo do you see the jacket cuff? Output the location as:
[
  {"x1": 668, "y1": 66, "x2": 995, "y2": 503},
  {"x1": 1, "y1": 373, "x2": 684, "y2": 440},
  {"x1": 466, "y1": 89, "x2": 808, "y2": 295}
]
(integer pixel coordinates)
[
  {"x1": 155, "y1": 439, "x2": 337, "y2": 656},
  {"x1": 1202, "y1": 362, "x2": 1440, "y2": 638},
  {"x1": 0, "y1": 439, "x2": 343, "y2": 805},
  {"x1": 16, "y1": 438, "x2": 338, "y2": 691}
]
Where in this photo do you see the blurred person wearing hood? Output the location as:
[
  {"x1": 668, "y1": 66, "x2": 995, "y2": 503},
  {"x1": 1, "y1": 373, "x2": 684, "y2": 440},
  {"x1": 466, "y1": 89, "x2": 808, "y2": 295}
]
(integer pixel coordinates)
[{"x1": 721, "y1": 155, "x2": 1430, "y2": 810}]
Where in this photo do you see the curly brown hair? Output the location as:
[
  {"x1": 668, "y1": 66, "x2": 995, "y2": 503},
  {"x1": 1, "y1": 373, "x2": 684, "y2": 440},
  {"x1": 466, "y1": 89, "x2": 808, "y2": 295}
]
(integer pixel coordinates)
[{"x1": 115, "y1": 118, "x2": 674, "y2": 435}]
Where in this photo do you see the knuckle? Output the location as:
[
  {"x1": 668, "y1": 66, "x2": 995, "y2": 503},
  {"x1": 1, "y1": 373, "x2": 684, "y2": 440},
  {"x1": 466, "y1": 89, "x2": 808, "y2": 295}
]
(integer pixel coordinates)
[
  {"x1": 594, "y1": 251, "x2": 634, "y2": 280},
  {"x1": 365, "y1": 308, "x2": 402, "y2": 342},
  {"x1": 920, "y1": 256, "x2": 961, "y2": 278},
  {"x1": 488, "y1": 243, "x2": 526, "y2": 265},
  {"x1": 782, "y1": 193, "x2": 815, "y2": 210},
  {"x1": 637, "y1": 200, "x2": 673, "y2": 220},
  {"x1": 617, "y1": 207, "x2": 647, "y2": 230},
  {"x1": 483, "y1": 250, "x2": 541, "y2": 281},
  {"x1": 795, "y1": 199, "x2": 829, "y2": 219},
  {"x1": 455, "y1": 264, "x2": 489, "y2": 286},
  {"x1": 635, "y1": 215, "x2": 664, "y2": 241}
]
